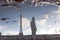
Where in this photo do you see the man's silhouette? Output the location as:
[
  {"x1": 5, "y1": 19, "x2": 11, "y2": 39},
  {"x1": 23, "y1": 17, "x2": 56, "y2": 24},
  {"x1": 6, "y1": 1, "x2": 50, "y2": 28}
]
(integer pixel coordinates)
[{"x1": 30, "y1": 17, "x2": 37, "y2": 36}]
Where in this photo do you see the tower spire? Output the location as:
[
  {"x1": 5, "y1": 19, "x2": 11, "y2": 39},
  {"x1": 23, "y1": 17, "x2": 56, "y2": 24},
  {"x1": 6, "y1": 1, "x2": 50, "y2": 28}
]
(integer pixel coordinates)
[{"x1": 19, "y1": 14, "x2": 23, "y2": 36}]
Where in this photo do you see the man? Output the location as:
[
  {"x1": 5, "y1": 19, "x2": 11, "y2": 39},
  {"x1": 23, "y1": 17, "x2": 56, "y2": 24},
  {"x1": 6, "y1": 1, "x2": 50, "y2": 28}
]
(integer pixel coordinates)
[{"x1": 30, "y1": 17, "x2": 37, "y2": 36}]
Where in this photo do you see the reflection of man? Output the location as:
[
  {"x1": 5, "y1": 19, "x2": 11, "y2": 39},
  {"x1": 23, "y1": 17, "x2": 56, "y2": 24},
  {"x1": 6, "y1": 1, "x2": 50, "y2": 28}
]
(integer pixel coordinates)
[{"x1": 30, "y1": 17, "x2": 37, "y2": 36}]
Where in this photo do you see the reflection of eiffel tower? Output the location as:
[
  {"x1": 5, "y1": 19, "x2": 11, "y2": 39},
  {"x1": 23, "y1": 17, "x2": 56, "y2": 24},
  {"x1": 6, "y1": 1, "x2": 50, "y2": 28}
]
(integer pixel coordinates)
[{"x1": 19, "y1": 14, "x2": 23, "y2": 37}]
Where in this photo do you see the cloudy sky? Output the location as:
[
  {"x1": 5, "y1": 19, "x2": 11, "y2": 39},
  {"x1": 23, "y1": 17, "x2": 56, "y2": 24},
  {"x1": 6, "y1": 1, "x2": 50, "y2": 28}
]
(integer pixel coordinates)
[{"x1": 0, "y1": 1, "x2": 60, "y2": 35}]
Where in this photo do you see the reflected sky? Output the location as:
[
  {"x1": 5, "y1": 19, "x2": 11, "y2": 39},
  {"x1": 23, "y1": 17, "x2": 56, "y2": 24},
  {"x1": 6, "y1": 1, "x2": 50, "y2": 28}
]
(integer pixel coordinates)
[{"x1": 0, "y1": 2, "x2": 60, "y2": 35}]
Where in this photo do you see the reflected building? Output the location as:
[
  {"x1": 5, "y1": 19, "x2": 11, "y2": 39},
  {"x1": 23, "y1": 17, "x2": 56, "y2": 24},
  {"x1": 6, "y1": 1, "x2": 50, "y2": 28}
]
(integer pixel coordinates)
[{"x1": 30, "y1": 17, "x2": 37, "y2": 36}]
